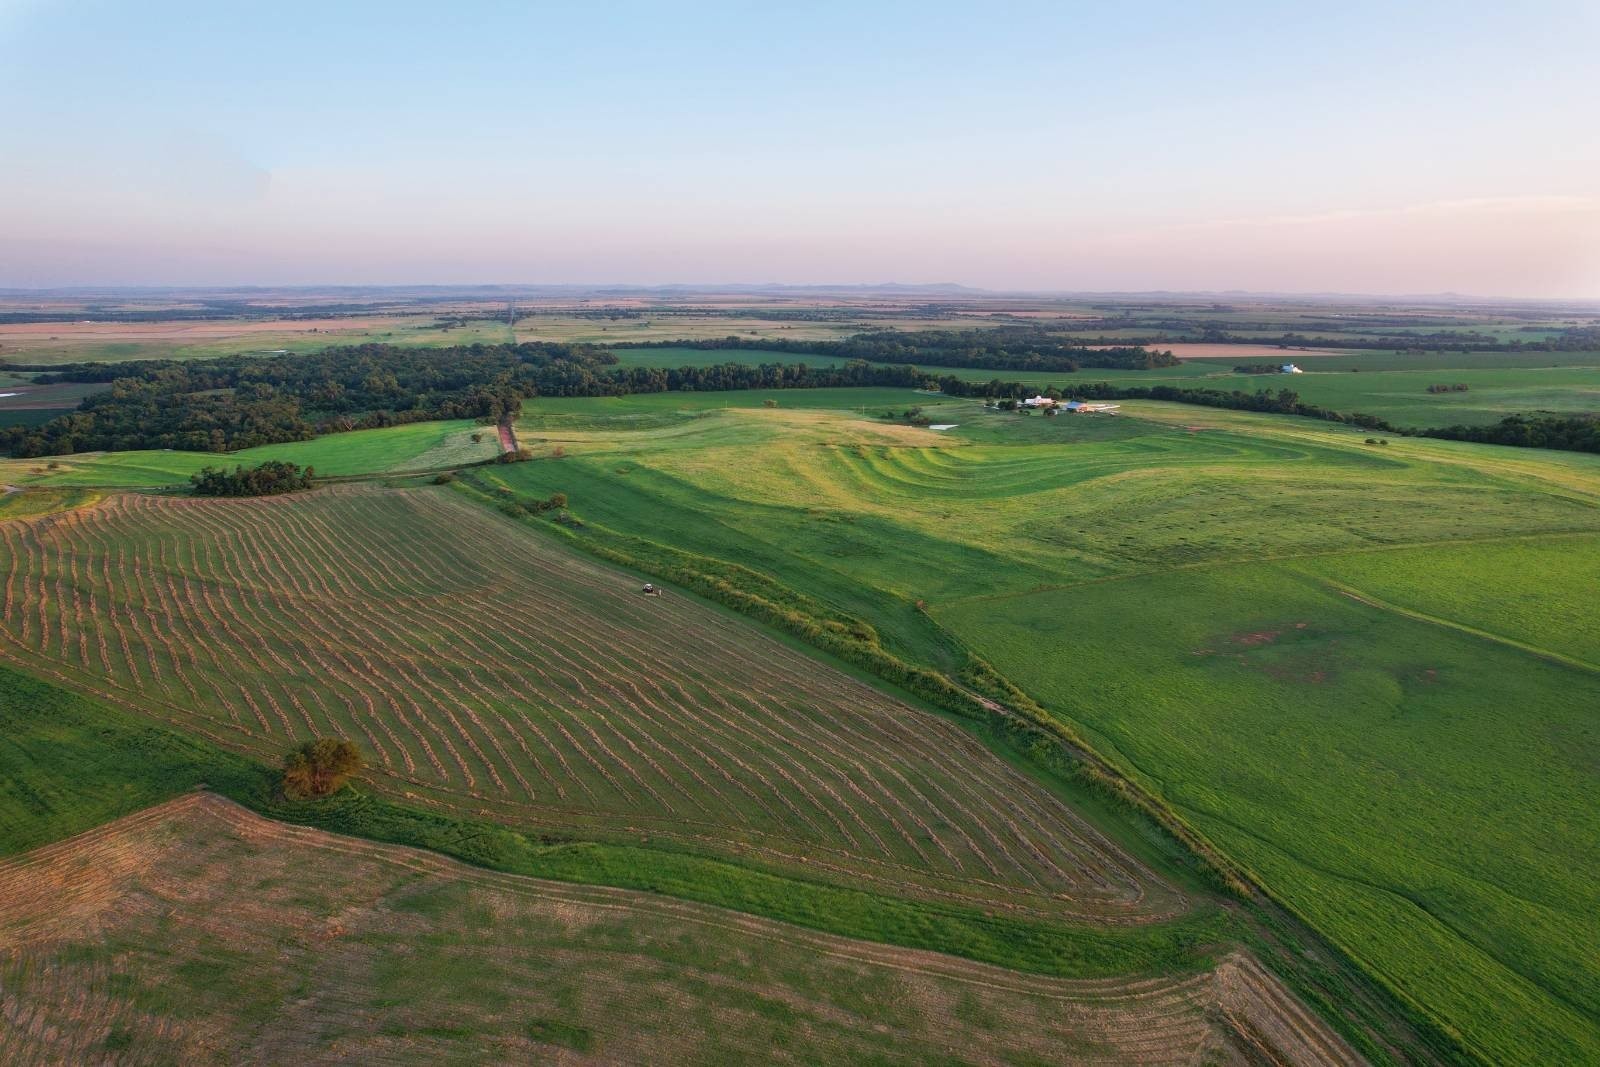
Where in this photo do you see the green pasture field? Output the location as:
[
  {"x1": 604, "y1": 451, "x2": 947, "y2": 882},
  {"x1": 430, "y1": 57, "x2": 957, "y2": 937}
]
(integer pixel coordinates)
[
  {"x1": 0, "y1": 419, "x2": 498, "y2": 488},
  {"x1": 492, "y1": 394, "x2": 1600, "y2": 1063},
  {"x1": 939, "y1": 567, "x2": 1600, "y2": 1066},
  {"x1": 1238, "y1": 366, "x2": 1600, "y2": 427},
  {"x1": 1288, "y1": 534, "x2": 1600, "y2": 667}
]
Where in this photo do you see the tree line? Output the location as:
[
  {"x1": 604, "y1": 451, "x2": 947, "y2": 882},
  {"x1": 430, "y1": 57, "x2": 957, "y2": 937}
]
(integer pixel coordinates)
[
  {"x1": 1, "y1": 343, "x2": 926, "y2": 457},
  {"x1": 615, "y1": 328, "x2": 1181, "y2": 373},
  {"x1": 1419, "y1": 414, "x2": 1599, "y2": 453}
]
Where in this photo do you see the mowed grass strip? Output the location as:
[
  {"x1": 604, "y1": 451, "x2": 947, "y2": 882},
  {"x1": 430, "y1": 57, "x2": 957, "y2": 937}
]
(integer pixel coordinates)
[{"x1": 0, "y1": 485, "x2": 1183, "y2": 922}]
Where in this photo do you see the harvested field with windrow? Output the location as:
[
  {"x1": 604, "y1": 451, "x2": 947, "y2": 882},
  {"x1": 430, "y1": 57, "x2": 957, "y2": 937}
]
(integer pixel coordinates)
[{"x1": 0, "y1": 485, "x2": 1181, "y2": 920}]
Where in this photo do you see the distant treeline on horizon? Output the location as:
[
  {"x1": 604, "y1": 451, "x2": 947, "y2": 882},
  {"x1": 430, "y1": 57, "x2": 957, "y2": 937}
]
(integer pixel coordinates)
[
  {"x1": 612, "y1": 330, "x2": 1181, "y2": 373},
  {"x1": 2, "y1": 340, "x2": 1595, "y2": 459}
]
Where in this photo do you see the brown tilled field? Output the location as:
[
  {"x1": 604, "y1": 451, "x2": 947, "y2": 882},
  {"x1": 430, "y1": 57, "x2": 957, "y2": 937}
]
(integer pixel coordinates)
[
  {"x1": 0, "y1": 486, "x2": 1183, "y2": 921},
  {"x1": 0, "y1": 793, "x2": 1361, "y2": 1066}
]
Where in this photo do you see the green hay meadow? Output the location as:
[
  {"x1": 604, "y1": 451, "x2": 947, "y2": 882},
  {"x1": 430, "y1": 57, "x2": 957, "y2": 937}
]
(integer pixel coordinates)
[{"x1": 489, "y1": 393, "x2": 1600, "y2": 1063}]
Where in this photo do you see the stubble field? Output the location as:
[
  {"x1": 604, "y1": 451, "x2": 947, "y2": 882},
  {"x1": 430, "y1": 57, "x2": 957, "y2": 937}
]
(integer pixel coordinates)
[{"x1": 0, "y1": 793, "x2": 1359, "y2": 1066}]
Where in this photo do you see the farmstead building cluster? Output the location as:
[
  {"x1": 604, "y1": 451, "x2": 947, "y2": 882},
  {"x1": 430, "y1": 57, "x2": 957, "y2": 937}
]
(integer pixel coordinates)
[{"x1": 1022, "y1": 396, "x2": 1121, "y2": 414}]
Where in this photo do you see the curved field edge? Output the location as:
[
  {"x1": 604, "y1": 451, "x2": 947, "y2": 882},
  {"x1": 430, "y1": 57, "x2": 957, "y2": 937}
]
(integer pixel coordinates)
[
  {"x1": 0, "y1": 793, "x2": 1363, "y2": 1067},
  {"x1": 0, "y1": 663, "x2": 1226, "y2": 983},
  {"x1": 451, "y1": 474, "x2": 1461, "y2": 1066}
]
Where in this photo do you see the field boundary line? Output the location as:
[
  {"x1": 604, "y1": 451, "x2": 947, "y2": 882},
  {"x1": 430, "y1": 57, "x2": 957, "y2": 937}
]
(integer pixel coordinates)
[{"x1": 1320, "y1": 579, "x2": 1600, "y2": 676}]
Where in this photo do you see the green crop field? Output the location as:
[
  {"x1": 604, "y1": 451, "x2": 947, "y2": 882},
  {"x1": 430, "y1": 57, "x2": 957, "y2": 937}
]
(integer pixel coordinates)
[
  {"x1": 1228, "y1": 366, "x2": 1600, "y2": 427},
  {"x1": 481, "y1": 392, "x2": 1600, "y2": 1063}
]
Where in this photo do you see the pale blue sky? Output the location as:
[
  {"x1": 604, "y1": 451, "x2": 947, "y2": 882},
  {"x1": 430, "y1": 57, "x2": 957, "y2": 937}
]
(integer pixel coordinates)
[{"x1": 3, "y1": 0, "x2": 1597, "y2": 294}]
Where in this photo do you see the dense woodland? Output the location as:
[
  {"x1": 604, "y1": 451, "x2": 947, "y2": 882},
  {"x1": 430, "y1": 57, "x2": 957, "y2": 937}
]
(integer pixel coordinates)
[
  {"x1": 1, "y1": 343, "x2": 924, "y2": 456},
  {"x1": 617, "y1": 329, "x2": 1181, "y2": 372}
]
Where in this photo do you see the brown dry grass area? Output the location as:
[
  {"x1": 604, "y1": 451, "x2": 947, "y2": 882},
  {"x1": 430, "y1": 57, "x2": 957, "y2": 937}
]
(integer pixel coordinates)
[{"x1": 0, "y1": 795, "x2": 1363, "y2": 1066}]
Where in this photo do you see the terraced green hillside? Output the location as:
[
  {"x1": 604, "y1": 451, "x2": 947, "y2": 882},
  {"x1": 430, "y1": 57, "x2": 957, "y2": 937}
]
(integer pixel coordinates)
[{"x1": 483, "y1": 392, "x2": 1600, "y2": 1064}]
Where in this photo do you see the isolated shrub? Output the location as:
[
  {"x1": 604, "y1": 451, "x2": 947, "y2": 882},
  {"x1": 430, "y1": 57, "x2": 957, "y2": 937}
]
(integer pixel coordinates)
[
  {"x1": 470, "y1": 432, "x2": 484, "y2": 443},
  {"x1": 762, "y1": 398, "x2": 778, "y2": 408},
  {"x1": 432, "y1": 472, "x2": 455, "y2": 485},
  {"x1": 520, "y1": 492, "x2": 570, "y2": 515},
  {"x1": 281, "y1": 738, "x2": 365, "y2": 798},
  {"x1": 551, "y1": 445, "x2": 567, "y2": 459}
]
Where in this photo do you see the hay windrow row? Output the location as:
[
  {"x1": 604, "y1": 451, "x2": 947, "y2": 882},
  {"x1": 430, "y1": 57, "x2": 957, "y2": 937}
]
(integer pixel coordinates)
[{"x1": 0, "y1": 485, "x2": 1184, "y2": 920}]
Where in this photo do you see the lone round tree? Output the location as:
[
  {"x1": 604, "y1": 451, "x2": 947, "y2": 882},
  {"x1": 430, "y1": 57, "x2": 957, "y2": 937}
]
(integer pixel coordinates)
[{"x1": 281, "y1": 738, "x2": 365, "y2": 799}]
